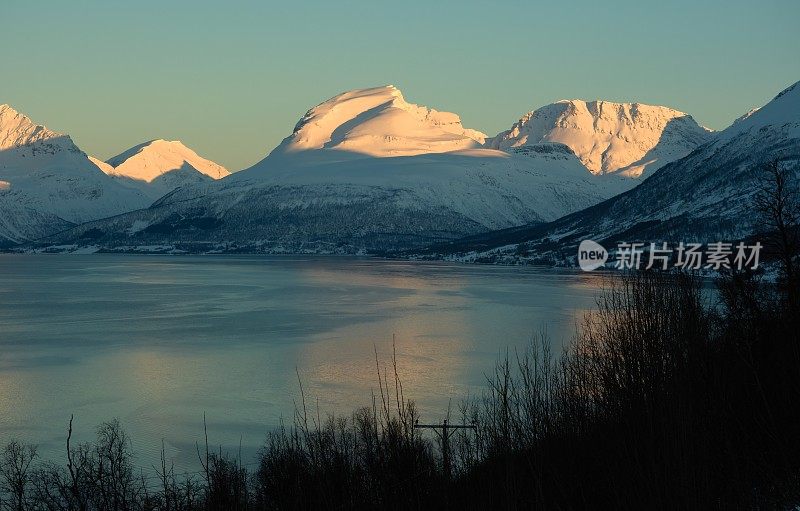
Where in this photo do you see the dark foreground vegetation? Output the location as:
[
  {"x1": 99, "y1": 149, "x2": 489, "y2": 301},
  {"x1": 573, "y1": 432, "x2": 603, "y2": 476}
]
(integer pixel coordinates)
[{"x1": 3, "y1": 161, "x2": 800, "y2": 509}]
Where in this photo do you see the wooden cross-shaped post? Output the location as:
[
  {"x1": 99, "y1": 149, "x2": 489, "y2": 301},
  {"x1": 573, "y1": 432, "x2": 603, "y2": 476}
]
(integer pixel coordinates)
[{"x1": 414, "y1": 418, "x2": 477, "y2": 480}]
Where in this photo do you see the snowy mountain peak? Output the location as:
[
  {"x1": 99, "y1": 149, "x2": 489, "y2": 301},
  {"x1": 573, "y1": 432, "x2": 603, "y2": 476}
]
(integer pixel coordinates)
[
  {"x1": 0, "y1": 104, "x2": 75, "y2": 152},
  {"x1": 105, "y1": 139, "x2": 230, "y2": 183},
  {"x1": 487, "y1": 99, "x2": 713, "y2": 178},
  {"x1": 722, "y1": 80, "x2": 800, "y2": 140},
  {"x1": 0, "y1": 105, "x2": 151, "y2": 243},
  {"x1": 271, "y1": 85, "x2": 486, "y2": 159}
]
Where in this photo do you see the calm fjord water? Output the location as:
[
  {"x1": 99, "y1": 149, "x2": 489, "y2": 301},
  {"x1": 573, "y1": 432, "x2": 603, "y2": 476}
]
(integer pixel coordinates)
[{"x1": 0, "y1": 254, "x2": 604, "y2": 471}]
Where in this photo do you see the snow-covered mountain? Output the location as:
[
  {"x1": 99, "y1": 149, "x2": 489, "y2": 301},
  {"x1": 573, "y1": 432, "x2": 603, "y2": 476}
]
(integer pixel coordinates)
[
  {"x1": 40, "y1": 86, "x2": 628, "y2": 253},
  {"x1": 264, "y1": 85, "x2": 486, "y2": 163},
  {"x1": 99, "y1": 139, "x2": 230, "y2": 200},
  {"x1": 0, "y1": 104, "x2": 150, "y2": 244},
  {"x1": 429, "y1": 81, "x2": 800, "y2": 264},
  {"x1": 487, "y1": 100, "x2": 713, "y2": 178}
]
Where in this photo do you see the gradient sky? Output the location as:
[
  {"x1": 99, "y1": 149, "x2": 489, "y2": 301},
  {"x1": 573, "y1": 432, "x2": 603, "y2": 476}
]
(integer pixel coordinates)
[{"x1": 3, "y1": 0, "x2": 799, "y2": 171}]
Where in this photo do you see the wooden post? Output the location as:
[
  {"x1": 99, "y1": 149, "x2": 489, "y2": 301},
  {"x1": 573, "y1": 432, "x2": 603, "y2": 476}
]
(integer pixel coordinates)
[{"x1": 414, "y1": 418, "x2": 477, "y2": 481}]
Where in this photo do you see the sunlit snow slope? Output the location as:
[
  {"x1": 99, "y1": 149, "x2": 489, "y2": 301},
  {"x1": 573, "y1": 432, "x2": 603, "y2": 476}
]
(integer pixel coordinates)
[
  {"x1": 487, "y1": 100, "x2": 713, "y2": 178},
  {"x1": 0, "y1": 104, "x2": 150, "y2": 244},
  {"x1": 99, "y1": 139, "x2": 230, "y2": 200}
]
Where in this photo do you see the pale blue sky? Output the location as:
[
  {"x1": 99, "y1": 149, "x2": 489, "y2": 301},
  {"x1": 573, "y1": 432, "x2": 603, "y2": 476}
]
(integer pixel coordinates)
[{"x1": 3, "y1": 0, "x2": 799, "y2": 171}]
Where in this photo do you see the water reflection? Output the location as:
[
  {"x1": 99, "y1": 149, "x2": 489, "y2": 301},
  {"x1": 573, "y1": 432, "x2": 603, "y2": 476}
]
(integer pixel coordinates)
[{"x1": 0, "y1": 255, "x2": 605, "y2": 470}]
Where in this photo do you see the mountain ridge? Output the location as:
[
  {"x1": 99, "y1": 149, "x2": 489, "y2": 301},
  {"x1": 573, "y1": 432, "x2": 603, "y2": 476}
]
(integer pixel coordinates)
[
  {"x1": 0, "y1": 104, "x2": 151, "y2": 244},
  {"x1": 33, "y1": 86, "x2": 634, "y2": 252},
  {"x1": 486, "y1": 99, "x2": 713, "y2": 178},
  {"x1": 424, "y1": 80, "x2": 800, "y2": 265},
  {"x1": 7, "y1": 81, "x2": 796, "y2": 255}
]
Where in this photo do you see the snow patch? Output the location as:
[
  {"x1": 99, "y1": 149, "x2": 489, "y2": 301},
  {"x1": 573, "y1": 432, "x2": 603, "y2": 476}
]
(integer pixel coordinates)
[{"x1": 127, "y1": 220, "x2": 150, "y2": 235}]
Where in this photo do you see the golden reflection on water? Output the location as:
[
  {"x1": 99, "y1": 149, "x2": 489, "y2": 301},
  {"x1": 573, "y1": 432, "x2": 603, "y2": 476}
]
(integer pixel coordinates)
[
  {"x1": 125, "y1": 350, "x2": 183, "y2": 402},
  {"x1": 0, "y1": 370, "x2": 28, "y2": 432},
  {"x1": 295, "y1": 263, "x2": 476, "y2": 418},
  {"x1": 0, "y1": 256, "x2": 609, "y2": 470},
  {"x1": 298, "y1": 263, "x2": 464, "y2": 291}
]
